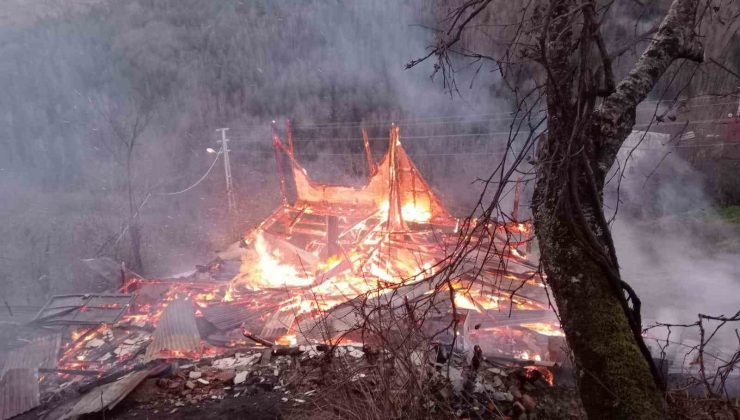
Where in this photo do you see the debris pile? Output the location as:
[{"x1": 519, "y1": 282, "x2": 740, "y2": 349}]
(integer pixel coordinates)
[{"x1": 0, "y1": 125, "x2": 567, "y2": 419}]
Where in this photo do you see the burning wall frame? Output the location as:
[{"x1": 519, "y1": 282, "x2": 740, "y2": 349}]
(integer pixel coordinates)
[{"x1": 224, "y1": 123, "x2": 556, "y2": 353}]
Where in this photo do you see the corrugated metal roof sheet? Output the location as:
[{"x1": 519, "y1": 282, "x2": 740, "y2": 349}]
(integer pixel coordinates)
[
  {"x1": 32, "y1": 294, "x2": 134, "y2": 325},
  {"x1": 201, "y1": 302, "x2": 261, "y2": 331},
  {"x1": 0, "y1": 334, "x2": 60, "y2": 376},
  {"x1": 261, "y1": 307, "x2": 295, "y2": 341},
  {"x1": 0, "y1": 306, "x2": 42, "y2": 325},
  {"x1": 63, "y1": 368, "x2": 151, "y2": 418},
  {"x1": 0, "y1": 368, "x2": 39, "y2": 420},
  {"x1": 145, "y1": 298, "x2": 202, "y2": 361}
]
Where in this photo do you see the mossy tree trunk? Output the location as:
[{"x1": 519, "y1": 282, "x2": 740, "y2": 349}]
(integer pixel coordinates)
[{"x1": 531, "y1": 0, "x2": 703, "y2": 418}]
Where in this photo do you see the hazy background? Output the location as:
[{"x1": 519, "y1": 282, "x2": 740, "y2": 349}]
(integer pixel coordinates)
[
  {"x1": 0, "y1": 0, "x2": 509, "y2": 301},
  {"x1": 0, "y1": 0, "x2": 738, "y2": 352}
]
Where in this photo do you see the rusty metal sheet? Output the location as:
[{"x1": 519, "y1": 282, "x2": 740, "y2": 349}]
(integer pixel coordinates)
[
  {"x1": 145, "y1": 299, "x2": 202, "y2": 361},
  {"x1": 32, "y1": 294, "x2": 134, "y2": 326},
  {"x1": 63, "y1": 368, "x2": 150, "y2": 418},
  {"x1": 0, "y1": 368, "x2": 39, "y2": 420},
  {"x1": 0, "y1": 333, "x2": 60, "y2": 376},
  {"x1": 201, "y1": 302, "x2": 260, "y2": 331}
]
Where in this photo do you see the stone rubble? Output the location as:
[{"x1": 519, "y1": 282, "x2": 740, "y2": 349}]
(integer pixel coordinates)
[{"x1": 88, "y1": 343, "x2": 578, "y2": 419}]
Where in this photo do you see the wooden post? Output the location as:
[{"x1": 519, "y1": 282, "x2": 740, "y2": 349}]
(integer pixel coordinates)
[
  {"x1": 271, "y1": 121, "x2": 289, "y2": 204},
  {"x1": 362, "y1": 128, "x2": 376, "y2": 176},
  {"x1": 327, "y1": 216, "x2": 339, "y2": 257}
]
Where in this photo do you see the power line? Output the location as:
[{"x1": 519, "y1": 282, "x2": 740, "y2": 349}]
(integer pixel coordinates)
[
  {"x1": 227, "y1": 118, "x2": 738, "y2": 143},
  {"x1": 226, "y1": 141, "x2": 740, "y2": 158},
  {"x1": 228, "y1": 97, "x2": 738, "y2": 130},
  {"x1": 289, "y1": 101, "x2": 738, "y2": 129},
  {"x1": 154, "y1": 149, "x2": 222, "y2": 196},
  {"x1": 103, "y1": 149, "x2": 224, "y2": 254}
]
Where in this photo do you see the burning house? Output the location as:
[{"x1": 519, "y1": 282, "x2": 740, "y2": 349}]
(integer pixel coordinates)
[{"x1": 0, "y1": 124, "x2": 562, "y2": 419}]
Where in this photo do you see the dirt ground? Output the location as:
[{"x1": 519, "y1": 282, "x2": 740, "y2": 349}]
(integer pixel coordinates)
[{"x1": 99, "y1": 382, "x2": 286, "y2": 420}]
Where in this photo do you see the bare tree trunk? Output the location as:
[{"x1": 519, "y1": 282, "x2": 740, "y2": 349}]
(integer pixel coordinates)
[
  {"x1": 532, "y1": 0, "x2": 703, "y2": 418},
  {"x1": 126, "y1": 146, "x2": 144, "y2": 272}
]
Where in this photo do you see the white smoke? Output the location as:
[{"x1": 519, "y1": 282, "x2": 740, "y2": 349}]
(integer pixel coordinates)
[{"x1": 607, "y1": 131, "x2": 740, "y2": 352}]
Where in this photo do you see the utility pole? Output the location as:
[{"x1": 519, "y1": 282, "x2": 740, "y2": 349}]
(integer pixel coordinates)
[{"x1": 216, "y1": 128, "x2": 237, "y2": 215}]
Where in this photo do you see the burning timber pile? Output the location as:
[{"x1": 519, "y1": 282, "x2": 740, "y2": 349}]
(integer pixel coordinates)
[{"x1": 0, "y1": 125, "x2": 567, "y2": 419}]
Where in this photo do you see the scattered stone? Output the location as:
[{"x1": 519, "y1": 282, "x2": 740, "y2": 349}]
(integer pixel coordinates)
[
  {"x1": 260, "y1": 349, "x2": 272, "y2": 365},
  {"x1": 188, "y1": 371, "x2": 202, "y2": 379},
  {"x1": 350, "y1": 373, "x2": 366, "y2": 381},
  {"x1": 487, "y1": 367, "x2": 506, "y2": 376},
  {"x1": 299, "y1": 345, "x2": 320, "y2": 357},
  {"x1": 185, "y1": 381, "x2": 196, "y2": 390},
  {"x1": 212, "y1": 353, "x2": 260, "y2": 369},
  {"x1": 522, "y1": 394, "x2": 536, "y2": 411},
  {"x1": 493, "y1": 391, "x2": 514, "y2": 402},
  {"x1": 215, "y1": 370, "x2": 236, "y2": 382},
  {"x1": 197, "y1": 378, "x2": 210, "y2": 385},
  {"x1": 234, "y1": 371, "x2": 248, "y2": 385},
  {"x1": 347, "y1": 347, "x2": 364, "y2": 358},
  {"x1": 410, "y1": 351, "x2": 424, "y2": 366}
]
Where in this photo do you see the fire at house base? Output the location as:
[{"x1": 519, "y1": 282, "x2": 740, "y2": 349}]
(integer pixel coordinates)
[{"x1": 0, "y1": 125, "x2": 564, "y2": 419}]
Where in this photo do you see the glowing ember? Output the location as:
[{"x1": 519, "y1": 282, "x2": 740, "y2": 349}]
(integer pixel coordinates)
[
  {"x1": 522, "y1": 322, "x2": 565, "y2": 337},
  {"x1": 401, "y1": 202, "x2": 431, "y2": 223},
  {"x1": 222, "y1": 286, "x2": 236, "y2": 302},
  {"x1": 276, "y1": 334, "x2": 297, "y2": 346},
  {"x1": 454, "y1": 292, "x2": 480, "y2": 311},
  {"x1": 524, "y1": 365, "x2": 554, "y2": 386},
  {"x1": 318, "y1": 254, "x2": 343, "y2": 271}
]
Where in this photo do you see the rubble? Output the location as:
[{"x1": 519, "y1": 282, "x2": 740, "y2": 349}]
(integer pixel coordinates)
[
  {"x1": 211, "y1": 353, "x2": 260, "y2": 369},
  {"x1": 0, "y1": 125, "x2": 577, "y2": 418}
]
